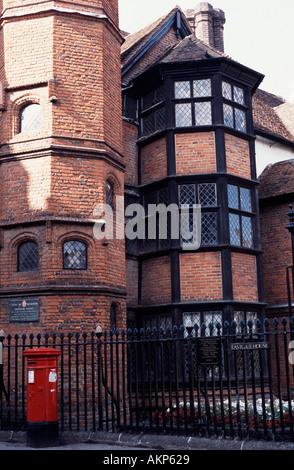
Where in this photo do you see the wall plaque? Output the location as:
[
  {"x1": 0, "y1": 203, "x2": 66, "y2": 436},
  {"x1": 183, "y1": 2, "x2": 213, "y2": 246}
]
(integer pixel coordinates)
[
  {"x1": 197, "y1": 337, "x2": 222, "y2": 366},
  {"x1": 10, "y1": 299, "x2": 40, "y2": 323}
]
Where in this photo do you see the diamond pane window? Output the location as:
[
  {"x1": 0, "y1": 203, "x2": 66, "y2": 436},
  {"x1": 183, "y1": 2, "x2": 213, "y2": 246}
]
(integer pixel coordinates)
[
  {"x1": 228, "y1": 184, "x2": 239, "y2": 209},
  {"x1": 235, "y1": 108, "x2": 246, "y2": 132},
  {"x1": 175, "y1": 81, "x2": 191, "y2": 99},
  {"x1": 233, "y1": 86, "x2": 245, "y2": 105},
  {"x1": 229, "y1": 213, "x2": 241, "y2": 246},
  {"x1": 223, "y1": 104, "x2": 234, "y2": 128},
  {"x1": 195, "y1": 101, "x2": 212, "y2": 126},
  {"x1": 179, "y1": 184, "x2": 196, "y2": 207},
  {"x1": 222, "y1": 82, "x2": 232, "y2": 100},
  {"x1": 155, "y1": 107, "x2": 166, "y2": 130},
  {"x1": 175, "y1": 103, "x2": 192, "y2": 127},
  {"x1": 202, "y1": 212, "x2": 218, "y2": 245},
  {"x1": 204, "y1": 311, "x2": 223, "y2": 332},
  {"x1": 18, "y1": 241, "x2": 39, "y2": 272},
  {"x1": 242, "y1": 216, "x2": 253, "y2": 248},
  {"x1": 63, "y1": 240, "x2": 87, "y2": 270},
  {"x1": 240, "y1": 187, "x2": 251, "y2": 212},
  {"x1": 198, "y1": 183, "x2": 217, "y2": 207},
  {"x1": 142, "y1": 113, "x2": 155, "y2": 136},
  {"x1": 193, "y1": 79, "x2": 211, "y2": 97},
  {"x1": 20, "y1": 103, "x2": 42, "y2": 133}
]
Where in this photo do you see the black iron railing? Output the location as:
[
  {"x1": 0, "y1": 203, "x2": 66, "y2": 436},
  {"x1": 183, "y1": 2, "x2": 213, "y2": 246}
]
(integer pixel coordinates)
[{"x1": 1, "y1": 318, "x2": 294, "y2": 441}]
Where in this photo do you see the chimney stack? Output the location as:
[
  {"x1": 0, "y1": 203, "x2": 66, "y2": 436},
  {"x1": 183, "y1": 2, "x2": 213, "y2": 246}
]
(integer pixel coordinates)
[{"x1": 185, "y1": 3, "x2": 226, "y2": 52}]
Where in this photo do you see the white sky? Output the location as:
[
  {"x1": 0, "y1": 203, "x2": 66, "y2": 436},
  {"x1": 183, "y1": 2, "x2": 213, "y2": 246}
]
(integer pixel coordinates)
[{"x1": 119, "y1": 0, "x2": 294, "y2": 102}]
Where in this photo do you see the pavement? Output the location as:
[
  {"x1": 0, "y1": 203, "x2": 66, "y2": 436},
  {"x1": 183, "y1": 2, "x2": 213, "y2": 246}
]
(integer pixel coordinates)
[{"x1": 1, "y1": 429, "x2": 294, "y2": 452}]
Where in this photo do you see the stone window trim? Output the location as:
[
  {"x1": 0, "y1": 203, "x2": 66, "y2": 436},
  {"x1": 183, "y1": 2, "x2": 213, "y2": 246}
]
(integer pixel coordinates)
[{"x1": 12, "y1": 94, "x2": 42, "y2": 137}]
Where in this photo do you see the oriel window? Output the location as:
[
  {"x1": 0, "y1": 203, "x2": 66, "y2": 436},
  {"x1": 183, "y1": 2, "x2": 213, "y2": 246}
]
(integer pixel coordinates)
[{"x1": 63, "y1": 240, "x2": 87, "y2": 270}]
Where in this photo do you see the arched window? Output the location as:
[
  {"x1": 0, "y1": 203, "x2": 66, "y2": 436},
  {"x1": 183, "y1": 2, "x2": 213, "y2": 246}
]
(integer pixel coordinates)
[
  {"x1": 19, "y1": 103, "x2": 42, "y2": 133},
  {"x1": 110, "y1": 303, "x2": 117, "y2": 331},
  {"x1": 63, "y1": 240, "x2": 87, "y2": 270},
  {"x1": 106, "y1": 181, "x2": 114, "y2": 209},
  {"x1": 17, "y1": 241, "x2": 39, "y2": 272}
]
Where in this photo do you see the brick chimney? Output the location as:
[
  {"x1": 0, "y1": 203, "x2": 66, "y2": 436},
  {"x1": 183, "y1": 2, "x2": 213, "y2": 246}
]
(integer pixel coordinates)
[{"x1": 185, "y1": 3, "x2": 226, "y2": 52}]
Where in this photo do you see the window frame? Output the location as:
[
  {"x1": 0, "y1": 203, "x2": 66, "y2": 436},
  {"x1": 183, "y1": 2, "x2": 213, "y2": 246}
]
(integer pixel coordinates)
[
  {"x1": 174, "y1": 78, "x2": 213, "y2": 129},
  {"x1": 222, "y1": 81, "x2": 247, "y2": 133},
  {"x1": 63, "y1": 239, "x2": 88, "y2": 271},
  {"x1": 228, "y1": 184, "x2": 254, "y2": 249},
  {"x1": 178, "y1": 182, "x2": 219, "y2": 248},
  {"x1": 17, "y1": 240, "x2": 39, "y2": 273},
  {"x1": 19, "y1": 102, "x2": 42, "y2": 134},
  {"x1": 139, "y1": 85, "x2": 166, "y2": 138}
]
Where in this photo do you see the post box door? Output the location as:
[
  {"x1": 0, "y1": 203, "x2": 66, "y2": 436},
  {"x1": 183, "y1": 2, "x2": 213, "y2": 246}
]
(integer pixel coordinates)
[{"x1": 27, "y1": 368, "x2": 46, "y2": 422}]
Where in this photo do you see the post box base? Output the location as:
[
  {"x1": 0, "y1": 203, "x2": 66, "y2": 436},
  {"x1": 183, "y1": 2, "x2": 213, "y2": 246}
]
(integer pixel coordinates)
[{"x1": 26, "y1": 421, "x2": 59, "y2": 448}]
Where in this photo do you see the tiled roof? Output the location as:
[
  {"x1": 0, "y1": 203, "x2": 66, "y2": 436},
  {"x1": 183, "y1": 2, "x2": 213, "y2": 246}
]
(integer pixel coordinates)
[
  {"x1": 121, "y1": 8, "x2": 294, "y2": 145},
  {"x1": 253, "y1": 89, "x2": 294, "y2": 143},
  {"x1": 259, "y1": 159, "x2": 294, "y2": 199}
]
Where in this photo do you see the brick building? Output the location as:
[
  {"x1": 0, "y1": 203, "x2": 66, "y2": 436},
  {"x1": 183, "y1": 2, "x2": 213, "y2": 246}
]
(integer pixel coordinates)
[
  {"x1": 0, "y1": 1, "x2": 294, "y2": 335},
  {"x1": 0, "y1": 0, "x2": 126, "y2": 334}
]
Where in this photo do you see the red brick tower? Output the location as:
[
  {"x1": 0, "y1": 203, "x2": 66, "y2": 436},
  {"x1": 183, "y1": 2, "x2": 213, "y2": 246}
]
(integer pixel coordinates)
[{"x1": 0, "y1": 0, "x2": 126, "y2": 333}]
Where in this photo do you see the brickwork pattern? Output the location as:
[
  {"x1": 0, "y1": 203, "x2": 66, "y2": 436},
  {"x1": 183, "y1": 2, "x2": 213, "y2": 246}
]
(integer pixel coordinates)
[
  {"x1": 175, "y1": 132, "x2": 216, "y2": 174},
  {"x1": 231, "y1": 252, "x2": 258, "y2": 302}
]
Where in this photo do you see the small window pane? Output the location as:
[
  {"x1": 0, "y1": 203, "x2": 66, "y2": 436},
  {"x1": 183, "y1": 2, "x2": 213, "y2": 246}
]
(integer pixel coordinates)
[
  {"x1": 242, "y1": 216, "x2": 253, "y2": 248},
  {"x1": 240, "y1": 187, "x2": 251, "y2": 212},
  {"x1": 20, "y1": 104, "x2": 42, "y2": 133},
  {"x1": 193, "y1": 79, "x2": 211, "y2": 97},
  {"x1": 142, "y1": 113, "x2": 154, "y2": 136},
  {"x1": 63, "y1": 240, "x2": 87, "y2": 270},
  {"x1": 195, "y1": 101, "x2": 212, "y2": 126},
  {"x1": 228, "y1": 185, "x2": 239, "y2": 209},
  {"x1": 175, "y1": 81, "x2": 191, "y2": 99},
  {"x1": 175, "y1": 103, "x2": 192, "y2": 127},
  {"x1": 202, "y1": 212, "x2": 218, "y2": 245},
  {"x1": 229, "y1": 213, "x2": 241, "y2": 246},
  {"x1": 233, "y1": 86, "x2": 245, "y2": 105},
  {"x1": 18, "y1": 241, "x2": 39, "y2": 272},
  {"x1": 222, "y1": 82, "x2": 232, "y2": 100},
  {"x1": 198, "y1": 183, "x2": 217, "y2": 207},
  {"x1": 179, "y1": 184, "x2": 196, "y2": 207},
  {"x1": 223, "y1": 104, "x2": 234, "y2": 128},
  {"x1": 235, "y1": 108, "x2": 246, "y2": 132}
]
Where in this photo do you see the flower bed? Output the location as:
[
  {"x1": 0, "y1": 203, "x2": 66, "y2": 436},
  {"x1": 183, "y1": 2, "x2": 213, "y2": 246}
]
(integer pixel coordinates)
[{"x1": 151, "y1": 399, "x2": 294, "y2": 430}]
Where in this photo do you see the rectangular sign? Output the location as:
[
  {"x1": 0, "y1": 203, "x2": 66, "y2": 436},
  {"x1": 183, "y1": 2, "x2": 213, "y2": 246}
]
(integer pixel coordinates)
[
  {"x1": 231, "y1": 342, "x2": 270, "y2": 351},
  {"x1": 197, "y1": 337, "x2": 222, "y2": 366},
  {"x1": 10, "y1": 298, "x2": 40, "y2": 323}
]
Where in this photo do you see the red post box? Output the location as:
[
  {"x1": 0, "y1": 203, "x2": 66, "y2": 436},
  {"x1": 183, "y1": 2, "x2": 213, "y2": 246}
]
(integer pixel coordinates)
[{"x1": 23, "y1": 347, "x2": 61, "y2": 448}]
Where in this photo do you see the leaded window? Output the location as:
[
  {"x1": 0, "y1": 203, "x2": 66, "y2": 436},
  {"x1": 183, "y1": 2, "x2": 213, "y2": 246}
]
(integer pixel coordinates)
[
  {"x1": 106, "y1": 181, "x2": 114, "y2": 209},
  {"x1": 179, "y1": 182, "x2": 218, "y2": 247},
  {"x1": 17, "y1": 241, "x2": 39, "y2": 272},
  {"x1": 174, "y1": 79, "x2": 212, "y2": 128},
  {"x1": 222, "y1": 81, "x2": 246, "y2": 132},
  {"x1": 63, "y1": 240, "x2": 87, "y2": 270},
  {"x1": 19, "y1": 103, "x2": 42, "y2": 133},
  {"x1": 228, "y1": 184, "x2": 253, "y2": 248},
  {"x1": 140, "y1": 85, "x2": 165, "y2": 137},
  {"x1": 110, "y1": 304, "x2": 117, "y2": 331},
  {"x1": 183, "y1": 311, "x2": 223, "y2": 335},
  {"x1": 141, "y1": 187, "x2": 171, "y2": 253}
]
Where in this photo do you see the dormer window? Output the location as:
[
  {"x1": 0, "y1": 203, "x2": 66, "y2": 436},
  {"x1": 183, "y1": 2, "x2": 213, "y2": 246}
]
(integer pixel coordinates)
[
  {"x1": 222, "y1": 82, "x2": 246, "y2": 132},
  {"x1": 174, "y1": 79, "x2": 212, "y2": 128}
]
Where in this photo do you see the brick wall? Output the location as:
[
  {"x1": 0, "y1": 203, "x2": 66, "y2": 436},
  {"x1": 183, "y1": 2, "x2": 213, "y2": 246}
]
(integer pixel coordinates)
[
  {"x1": 231, "y1": 252, "x2": 258, "y2": 302},
  {"x1": 141, "y1": 138, "x2": 167, "y2": 184},
  {"x1": 141, "y1": 256, "x2": 171, "y2": 306},
  {"x1": 123, "y1": 121, "x2": 138, "y2": 186},
  {"x1": 225, "y1": 133, "x2": 251, "y2": 179},
  {"x1": 260, "y1": 201, "x2": 293, "y2": 308},
  {"x1": 175, "y1": 132, "x2": 216, "y2": 174},
  {"x1": 180, "y1": 251, "x2": 223, "y2": 302}
]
